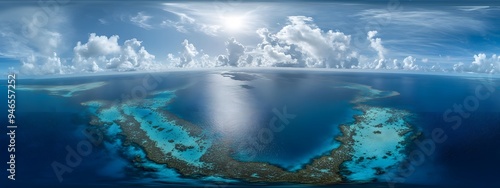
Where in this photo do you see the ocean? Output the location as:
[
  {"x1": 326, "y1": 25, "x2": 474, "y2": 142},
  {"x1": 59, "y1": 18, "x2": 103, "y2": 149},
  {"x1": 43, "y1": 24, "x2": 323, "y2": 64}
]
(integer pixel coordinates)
[{"x1": 1, "y1": 69, "x2": 500, "y2": 187}]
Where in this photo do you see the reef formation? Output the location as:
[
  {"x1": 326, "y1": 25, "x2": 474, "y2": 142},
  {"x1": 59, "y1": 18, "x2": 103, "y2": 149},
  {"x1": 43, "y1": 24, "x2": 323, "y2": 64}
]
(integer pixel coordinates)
[{"x1": 75, "y1": 73, "x2": 416, "y2": 185}]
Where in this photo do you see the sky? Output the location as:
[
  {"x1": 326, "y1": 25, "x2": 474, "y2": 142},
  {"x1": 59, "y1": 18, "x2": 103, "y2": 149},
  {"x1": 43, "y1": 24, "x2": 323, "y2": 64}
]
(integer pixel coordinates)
[{"x1": 1, "y1": 0, "x2": 500, "y2": 75}]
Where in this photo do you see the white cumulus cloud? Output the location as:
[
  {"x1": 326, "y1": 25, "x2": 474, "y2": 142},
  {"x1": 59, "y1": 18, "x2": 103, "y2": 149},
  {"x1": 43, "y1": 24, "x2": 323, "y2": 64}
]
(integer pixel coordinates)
[
  {"x1": 367, "y1": 30, "x2": 386, "y2": 60},
  {"x1": 403, "y1": 56, "x2": 419, "y2": 70},
  {"x1": 20, "y1": 53, "x2": 69, "y2": 75},
  {"x1": 274, "y1": 16, "x2": 358, "y2": 68},
  {"x1": 72, "y1": 33, "x2": 157, "y2": 72},
  {"x1": 168, "y1": 39, "x2": 215, "y2": 68},
  {"x1": 224, "y1": 38, "x2": 245, "y2": 67},
  {"x1": 251, "y1": 28, "x2": 298, "y2": 67},
  {"x1": 451, "y1": 53, "x2": 500, "y2": 73}
]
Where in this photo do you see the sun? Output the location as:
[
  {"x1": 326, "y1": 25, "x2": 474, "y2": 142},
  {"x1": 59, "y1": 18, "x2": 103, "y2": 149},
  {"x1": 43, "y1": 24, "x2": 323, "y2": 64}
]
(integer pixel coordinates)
[{"x1": 222, "y1": 15, "x2": 245, "y2": 32}]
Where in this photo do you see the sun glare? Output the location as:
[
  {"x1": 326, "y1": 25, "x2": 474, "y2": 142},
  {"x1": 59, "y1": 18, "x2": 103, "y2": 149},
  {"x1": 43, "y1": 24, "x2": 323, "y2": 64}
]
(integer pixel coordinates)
[{"x1": 222, "y1": 15, "x2": 245, "y2": 32}]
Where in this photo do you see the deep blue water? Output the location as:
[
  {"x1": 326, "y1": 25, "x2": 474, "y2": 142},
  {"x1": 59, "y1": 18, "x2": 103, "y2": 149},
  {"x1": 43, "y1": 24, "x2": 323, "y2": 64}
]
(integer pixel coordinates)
[
  {"x1": 167, "y1": 72, "x2": 362, "y2": 170},
  {"x1": 1, "y1": 70, "x2": 500, "y2": 187}
]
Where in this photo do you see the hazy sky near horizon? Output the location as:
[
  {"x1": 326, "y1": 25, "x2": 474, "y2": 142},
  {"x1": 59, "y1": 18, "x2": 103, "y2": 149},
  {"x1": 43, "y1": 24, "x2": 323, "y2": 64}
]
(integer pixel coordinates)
[{"x1": 1, "y1": 0, "x2": 500, "y2": 75}]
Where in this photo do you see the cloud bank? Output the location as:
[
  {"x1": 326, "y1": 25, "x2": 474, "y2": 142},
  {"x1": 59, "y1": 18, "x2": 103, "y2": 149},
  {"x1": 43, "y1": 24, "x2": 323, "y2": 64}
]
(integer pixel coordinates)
[
  {"x1": 21, "y1": 33, "x2": 158, "y2": 75},
  {"x1": 453, "y1": 53, "x2": 500, "y2": 74},
  {"x1": 15, "y1": 15, "x2": 500, "y2": 76}
]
